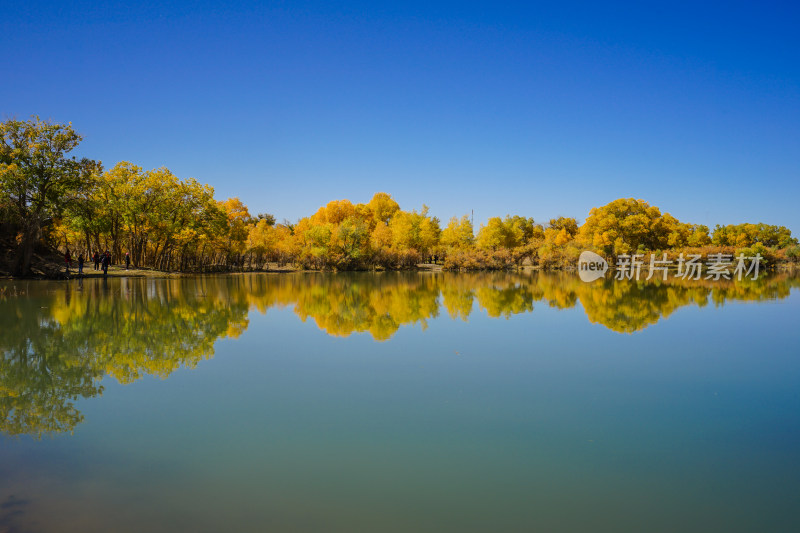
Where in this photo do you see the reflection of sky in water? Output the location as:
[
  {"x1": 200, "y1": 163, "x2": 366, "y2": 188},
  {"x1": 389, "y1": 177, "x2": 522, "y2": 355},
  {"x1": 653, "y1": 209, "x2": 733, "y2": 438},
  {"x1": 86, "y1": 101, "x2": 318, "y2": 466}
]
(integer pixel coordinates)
[{"x1": 1, "y1": 273, "x2": 799, "y2": 532}]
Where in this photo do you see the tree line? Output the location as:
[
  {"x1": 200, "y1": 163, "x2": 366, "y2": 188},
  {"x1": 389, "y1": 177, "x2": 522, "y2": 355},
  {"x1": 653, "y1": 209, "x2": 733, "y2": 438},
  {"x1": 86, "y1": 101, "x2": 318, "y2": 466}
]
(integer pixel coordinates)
[{"x1": 1, "y1": 117, "x2": 798, "y2": 276}]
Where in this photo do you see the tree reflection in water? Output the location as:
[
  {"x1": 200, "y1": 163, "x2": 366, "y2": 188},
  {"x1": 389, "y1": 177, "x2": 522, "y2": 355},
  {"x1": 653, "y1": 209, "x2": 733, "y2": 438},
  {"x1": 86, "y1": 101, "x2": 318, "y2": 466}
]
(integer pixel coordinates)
[{"x1": 2, "y1": 271, "x2": 797, "y2": 436}]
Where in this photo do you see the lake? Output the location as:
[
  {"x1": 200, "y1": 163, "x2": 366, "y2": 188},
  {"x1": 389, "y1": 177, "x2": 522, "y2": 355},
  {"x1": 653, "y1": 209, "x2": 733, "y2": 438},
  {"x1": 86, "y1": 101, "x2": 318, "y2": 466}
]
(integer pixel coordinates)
[{"x1": 2, "y1": 271, "x2": 799, "y2": 532}]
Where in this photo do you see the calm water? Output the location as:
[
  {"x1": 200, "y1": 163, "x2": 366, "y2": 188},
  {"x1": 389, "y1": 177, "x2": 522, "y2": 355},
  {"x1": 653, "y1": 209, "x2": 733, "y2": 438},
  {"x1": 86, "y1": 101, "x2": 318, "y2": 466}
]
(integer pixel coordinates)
[{"x1": 1, "y1": 271, "x2": 799, "y2": 532}]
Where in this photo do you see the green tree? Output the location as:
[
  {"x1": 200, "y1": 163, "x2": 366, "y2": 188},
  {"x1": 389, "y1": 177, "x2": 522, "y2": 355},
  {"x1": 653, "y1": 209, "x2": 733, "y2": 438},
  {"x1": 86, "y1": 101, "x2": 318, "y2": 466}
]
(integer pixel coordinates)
[
  {"x1": 0, "y1": 117, "x2": 100, "y2": 275},
  {"x1": 335, "y1": 217, "x2": 370, "y2": 263}
]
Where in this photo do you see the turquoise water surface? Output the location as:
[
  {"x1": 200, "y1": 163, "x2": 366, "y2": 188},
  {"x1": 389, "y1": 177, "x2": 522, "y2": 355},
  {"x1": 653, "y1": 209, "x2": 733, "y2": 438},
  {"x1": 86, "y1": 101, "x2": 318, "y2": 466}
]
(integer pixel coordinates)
[{"x1": 1, "y1": 272, "x2": 799, "y2": 532}]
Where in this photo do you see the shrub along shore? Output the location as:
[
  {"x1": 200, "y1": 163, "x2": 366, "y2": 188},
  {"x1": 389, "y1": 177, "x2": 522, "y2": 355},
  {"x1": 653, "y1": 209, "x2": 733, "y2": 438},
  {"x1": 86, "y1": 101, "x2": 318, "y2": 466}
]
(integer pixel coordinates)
[{"x1": 2, "y1": 117, "x2": 798, "y2": 278}]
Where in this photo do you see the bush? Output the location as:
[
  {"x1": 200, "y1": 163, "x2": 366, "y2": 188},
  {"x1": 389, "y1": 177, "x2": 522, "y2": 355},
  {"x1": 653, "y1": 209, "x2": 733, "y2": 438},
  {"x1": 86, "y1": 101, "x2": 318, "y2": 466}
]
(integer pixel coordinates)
[
  {"x1": 736, "y1": 242, "x2": 774, "y2": 268},
  {"x1": 443, "y1": 248, "x2": 518, "y2": 271},
  {"x1": 785, "y1": 245, "x2": 800, "y2": 263}
]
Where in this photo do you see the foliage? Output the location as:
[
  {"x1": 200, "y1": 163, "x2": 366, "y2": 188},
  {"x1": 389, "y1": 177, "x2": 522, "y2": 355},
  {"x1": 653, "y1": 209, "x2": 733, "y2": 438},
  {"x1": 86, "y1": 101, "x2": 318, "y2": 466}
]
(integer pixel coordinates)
[
  {"x1": 440, "y1": 215, "x2": 474, "y2": 250},
  {"x1": 712, "y1": 223, "x2": 797, "y2": 248},
  {"x1": 476, "y1": 215, "x2": 541, "y2": 251},
  {"x1": 736, "y1": 242, "x2": 774, "y2": 267},
  {"x1": 0, "y1": 117, "x2": 100, "y2": 275},
  {"x1": 579, "y1": 198, "x2": 675, "y2": 255},
  {"x1": 784, "y1": 245, "x2": 800, "y2": 263},
  {"x1": 2, "y1": 119, "x2": 797, "y2": 274}
]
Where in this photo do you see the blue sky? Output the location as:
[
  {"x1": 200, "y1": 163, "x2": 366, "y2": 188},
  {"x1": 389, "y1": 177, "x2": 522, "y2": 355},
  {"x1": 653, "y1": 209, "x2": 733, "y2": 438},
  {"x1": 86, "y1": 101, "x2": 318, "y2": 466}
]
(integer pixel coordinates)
[{"x1": 3, "y1": 1, "x2": 799, "y2": 232}]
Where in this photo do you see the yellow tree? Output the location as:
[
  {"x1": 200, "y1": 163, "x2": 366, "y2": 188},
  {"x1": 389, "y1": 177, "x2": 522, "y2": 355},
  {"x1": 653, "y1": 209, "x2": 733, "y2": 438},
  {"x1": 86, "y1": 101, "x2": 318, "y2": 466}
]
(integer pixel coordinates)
[
  {"x1": 579, "y1": 198, "x2": 673, "y2": 256},
  {"x1": 219, "y1": 197, "x2": 252, "y2": 266},
  {"x1": 476, "y1": 217, "x2": 508, "y2": 250},
  {"x1": 367, "y1": 192, "x2": 400, "y2": 224},
  {"x1": 543, "y1": 217, "x2": 579, "y2": 247},
  {"x1": 476, "y1": 216, "x2": 539, "y2": 250},
  {"x1": 440, "y1": 215, "x2": 474, "y2": 250},
  {"x1": 712, "y1": 223, "x2": 796, "y2": 248},
  {"x1": 389, "y1": 205, "x2": 441, "y2": 259},
  {"x1": 247, "y1": 218, "x2": 280, "y2": 267}
]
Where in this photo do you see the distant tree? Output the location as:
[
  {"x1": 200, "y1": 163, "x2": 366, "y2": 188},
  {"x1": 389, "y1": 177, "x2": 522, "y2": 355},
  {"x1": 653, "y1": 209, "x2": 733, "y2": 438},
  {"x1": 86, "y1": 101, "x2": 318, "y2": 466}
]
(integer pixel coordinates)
[
  {"x1": 280, "y1": 218, "x2": 295, "y2": 232},
  {"x1": 389, "y1": 205, "x2": 441, "y2": 257},
  {"x1": 548, "y1": 216, "x2": 579, "y2": 236},
  {"x1": 476, "y1": 217, "x2": 509, "y2": 251},
  {"x1": 440, "y1": 215, "x2": 474, "y2": 249},
  {"x1": 256, "y1": 213, "x2": 276, "y2": 226},
  {"x1": 367, "y1": 192, "x2": 400, "y2": 224},
  {"x1": 712, "y1": 223, "x2": 797, "y2": 248},
  {"x1": 476, "y1": 215, "x2": 541, "y2": 250}
]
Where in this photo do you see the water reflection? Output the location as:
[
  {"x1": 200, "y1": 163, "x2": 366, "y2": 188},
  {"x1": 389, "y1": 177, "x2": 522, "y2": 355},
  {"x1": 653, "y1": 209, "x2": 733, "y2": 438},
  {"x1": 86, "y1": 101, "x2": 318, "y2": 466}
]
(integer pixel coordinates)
[
  {"x1": 1, "y1": 271, "x2": 798, "y2": 436},
  {"x1": 1, "y1": 277, "x2": 249, "y2": 437}
]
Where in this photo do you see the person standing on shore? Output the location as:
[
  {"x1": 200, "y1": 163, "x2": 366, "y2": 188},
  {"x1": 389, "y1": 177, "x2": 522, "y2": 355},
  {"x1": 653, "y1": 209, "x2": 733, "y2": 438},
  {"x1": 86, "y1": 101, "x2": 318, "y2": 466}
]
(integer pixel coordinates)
[
  {"x1": 125, "y1": 252, "x2": 131, "y2": 270},
  {"x1": 102, "y1": 250, "x2": 110, "y2": 277},
  {"x1": 78, "y1": 253, "x2": 84, "y2": 275},
  {"x1": 93, "y1": 251, "x2": 100, "y2": 270}
]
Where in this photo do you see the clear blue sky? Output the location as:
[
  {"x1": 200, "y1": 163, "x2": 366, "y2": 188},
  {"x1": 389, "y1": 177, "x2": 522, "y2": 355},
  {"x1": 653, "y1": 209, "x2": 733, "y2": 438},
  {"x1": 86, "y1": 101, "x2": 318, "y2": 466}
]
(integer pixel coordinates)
[{"x1": 3, "y1": 1, "x2": 799, "y2": 232}]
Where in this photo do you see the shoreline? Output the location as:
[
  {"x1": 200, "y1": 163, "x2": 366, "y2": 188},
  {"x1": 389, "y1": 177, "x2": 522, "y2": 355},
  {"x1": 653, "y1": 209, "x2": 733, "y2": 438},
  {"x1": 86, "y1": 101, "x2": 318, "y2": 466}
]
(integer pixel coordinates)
[{"x1": 2, "y1": 261, "x2": 796, "y2": 281}]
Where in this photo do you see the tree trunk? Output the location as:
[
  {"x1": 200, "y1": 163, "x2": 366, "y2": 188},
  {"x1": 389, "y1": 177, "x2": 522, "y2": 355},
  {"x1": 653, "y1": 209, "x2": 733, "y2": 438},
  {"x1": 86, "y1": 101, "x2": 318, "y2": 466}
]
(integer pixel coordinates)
[{"x1": 13, "y1": 217, "x2": 41, "y2": 276}]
